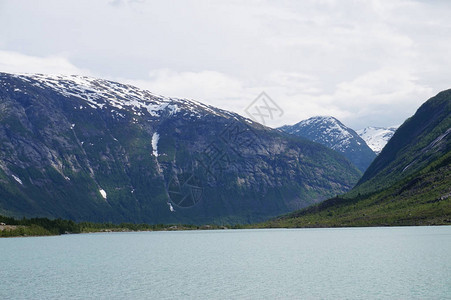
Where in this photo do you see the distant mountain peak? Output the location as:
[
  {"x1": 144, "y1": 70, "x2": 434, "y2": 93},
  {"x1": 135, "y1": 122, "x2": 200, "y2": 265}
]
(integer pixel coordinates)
[
  {"x1": 357, "y1": 126, "x2": 398, "y2": 155},
  {"x1": 292, "y1": 116, "x2": 354, "y2": 149},
  {"x1": 279, "y1": 116, "x2": 376, "y2": 172}
]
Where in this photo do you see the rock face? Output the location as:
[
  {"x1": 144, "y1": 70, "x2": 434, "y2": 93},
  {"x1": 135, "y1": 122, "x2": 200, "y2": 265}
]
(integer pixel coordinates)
[
  {"x1": 357, "y1": 126, "x2": 398, "y2": 155},
  {"x1": 279, "y1": 116, "x2": 376, "y2": 172},
  {"x1": 0, "y1": 72, "x2": 361, "y2": 224}
]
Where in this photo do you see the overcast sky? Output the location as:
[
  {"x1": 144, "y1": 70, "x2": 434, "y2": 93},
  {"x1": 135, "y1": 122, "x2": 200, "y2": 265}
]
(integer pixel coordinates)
[{"x1": 1, "y1": 0, "x2": 450, "y2": 129}]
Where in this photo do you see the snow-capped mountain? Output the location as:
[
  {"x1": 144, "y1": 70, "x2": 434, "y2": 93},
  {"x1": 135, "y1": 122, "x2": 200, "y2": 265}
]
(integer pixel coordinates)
[
  {"x1": 279, "y1": 116, "x2": 376, "y2": 172},
  {"x1": 0, "y1": 72, "x2": 361, "y2": 224},
  {"x1": 9, "y1": 73, "x2": 236, "y2": 119},
  {"x1": 357, "y1": 126, "x2": 398, "y2": 155}
]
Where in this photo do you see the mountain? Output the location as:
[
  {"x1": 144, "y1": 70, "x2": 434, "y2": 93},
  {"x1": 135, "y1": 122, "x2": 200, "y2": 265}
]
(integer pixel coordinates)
[
  {"x1": 279, "y1": 116, "x2": 376, "y2": 172},
  {"x1": 262, "y1": 89, "x2": 451, "y2": 227},
  {"x1": 357, "y1": 126, "x2": 398, "y2": 155},
  {"x1": 0, "y1": 72, "x2": 361, "y2": 224}
]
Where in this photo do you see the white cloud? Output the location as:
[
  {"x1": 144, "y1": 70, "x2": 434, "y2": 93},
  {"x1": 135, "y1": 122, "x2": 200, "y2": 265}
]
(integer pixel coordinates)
[
  {"x1": 307, "y1": 68, "x2": 434, "y2": 129},
  {"x1": 124, "y1": 69, "x2": 260, "y2": 113},
  {"x1": 122, "y1": 65, "x2": 433, "y2": 129},
  {"x1": 1, "y1": 0, "x2": 450, "y2": 130},
  {"x1": 0, "y1": 51, "x2": 89, "y2": 76}
]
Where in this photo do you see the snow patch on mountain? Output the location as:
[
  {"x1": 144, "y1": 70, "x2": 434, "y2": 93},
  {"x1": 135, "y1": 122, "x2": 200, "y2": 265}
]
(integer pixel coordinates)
[
  {"x1": 12, "y1": 175, "x2": 23, "y2": 185},
  {"x1": 152, "y1": 132, "x2": 160, "y2": 157},
  {"x1": 357, "y1": 126, "x2": 398, "y2": 154}
]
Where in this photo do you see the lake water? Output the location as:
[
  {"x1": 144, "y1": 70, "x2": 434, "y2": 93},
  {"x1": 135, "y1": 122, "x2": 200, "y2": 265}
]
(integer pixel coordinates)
[{"x1": 1, "y1": 226, "x2": 450, "y2": 299}]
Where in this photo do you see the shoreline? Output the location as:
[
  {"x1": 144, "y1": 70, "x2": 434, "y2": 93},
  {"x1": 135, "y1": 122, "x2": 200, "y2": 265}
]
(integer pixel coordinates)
[{"x1": 2, "y1": 223, "x2": 451, "y2": 238}]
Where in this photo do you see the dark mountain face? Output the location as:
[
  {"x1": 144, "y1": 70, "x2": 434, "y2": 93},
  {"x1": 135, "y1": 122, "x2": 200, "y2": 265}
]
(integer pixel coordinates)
[
  {"x1": 0, "y1": 73, "x2": 361, "y2": 224},
  {"x1": 279, "y1": 116, "x2": 376, "y2": 172},
  {"x1": 355, "y1": 89, "x2": 451, "y2": 194}
]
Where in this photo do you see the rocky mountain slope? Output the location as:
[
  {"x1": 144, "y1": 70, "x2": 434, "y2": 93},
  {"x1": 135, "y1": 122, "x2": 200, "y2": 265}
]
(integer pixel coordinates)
[
  {"x1": 357, "y1": 126, "x2": 398, "y2": 154},
  {"x1": 262, "y1": 90, "x2": 451, "y2": 227},
  {"x1": 0, "y1": 72, "x2": 361, "y2": 224},
  {"x1": 279, "y1": 116, "x2": 376, "y2": 172},
  {"x1": 356, "y1": 90, "x2": 451, "y2": 193}
]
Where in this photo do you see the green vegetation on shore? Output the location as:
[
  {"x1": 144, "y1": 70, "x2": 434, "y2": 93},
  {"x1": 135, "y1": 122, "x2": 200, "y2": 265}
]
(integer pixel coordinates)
[
  {"x1": 0, "y1": 215, "x2": 236, "y2": 237},
  {"x1": 0, "y1": 216, "x2": 80, "y2": 237}
]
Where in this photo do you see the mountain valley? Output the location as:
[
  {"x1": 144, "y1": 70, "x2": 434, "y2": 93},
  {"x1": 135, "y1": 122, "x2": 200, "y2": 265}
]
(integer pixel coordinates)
[{"x1": 263, "y1": 90, "x2": 451, "y2": 227}]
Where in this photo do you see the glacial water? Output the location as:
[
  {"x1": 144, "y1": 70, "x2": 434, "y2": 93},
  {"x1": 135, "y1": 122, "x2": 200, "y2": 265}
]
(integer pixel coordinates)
[{"x1": 1, "y1": 226, "x2": 450, "y2": 299}]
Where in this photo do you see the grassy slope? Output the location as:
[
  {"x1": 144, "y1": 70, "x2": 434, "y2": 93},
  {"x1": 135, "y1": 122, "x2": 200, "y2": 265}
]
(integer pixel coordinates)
[{"x1": 259, "y1": 149, "x2": 451, "y2": 228}]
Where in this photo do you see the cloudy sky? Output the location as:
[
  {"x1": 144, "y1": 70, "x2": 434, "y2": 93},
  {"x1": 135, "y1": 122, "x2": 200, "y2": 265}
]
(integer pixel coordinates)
[{"x1": 1, "y1": 0, "x2": 450, "y2": 129}]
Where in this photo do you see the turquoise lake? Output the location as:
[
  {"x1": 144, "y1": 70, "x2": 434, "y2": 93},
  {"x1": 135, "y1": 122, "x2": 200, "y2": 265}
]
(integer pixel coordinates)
[{"x1": 1, "y1": 226, "x2": 450, "y2": 299}]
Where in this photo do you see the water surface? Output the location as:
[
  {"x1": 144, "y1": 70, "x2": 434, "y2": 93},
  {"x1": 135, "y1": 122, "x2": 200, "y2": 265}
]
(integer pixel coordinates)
[{"x1": 1, "y1": 226, "x2": 450, "y2": 299}]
